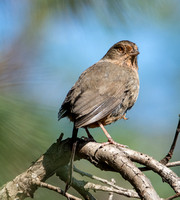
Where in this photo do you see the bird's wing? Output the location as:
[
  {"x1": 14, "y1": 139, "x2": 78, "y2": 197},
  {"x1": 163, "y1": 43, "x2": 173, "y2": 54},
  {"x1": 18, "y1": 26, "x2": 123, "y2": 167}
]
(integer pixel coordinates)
[
  {"x1": 72, "y1": 62, "x2": 137, "y2": 128},
  {"x1": 74, "y1": 85, "x2": 126, "y2": 128}
]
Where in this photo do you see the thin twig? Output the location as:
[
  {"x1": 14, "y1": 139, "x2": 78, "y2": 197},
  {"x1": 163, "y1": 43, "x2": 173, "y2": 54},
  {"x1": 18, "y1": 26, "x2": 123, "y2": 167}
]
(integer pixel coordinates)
[
  {"x1": 165, "y1": 192, "x2": 180, "y2": 200},
  {"x1": 34, "y1": 179, "x2": 81, "y2": 200},
  {"x1": 160, "y1": 115, "x2": 180, "y2": 164},
  {"x1": 166, "y1": 161, "x2": 180, "y2": 168},
  {"x1": 84, "y1": 182, "x2": 139, "y2": 199},
  {"x1": 108, "y1": 178, "x2": 115, "y2": 200},
  {"x1": 140, "y1": 160, "x2": 180, "y2": 171},
  {"x1": 56, "y1": 166, "x2": 96, "y2": 200},
  {"x1": 140, "y1": 115, "x2": 180, "y2": 171},
  {"x1": 74, "y1": 166, "x2": 139, "y2": 198}
]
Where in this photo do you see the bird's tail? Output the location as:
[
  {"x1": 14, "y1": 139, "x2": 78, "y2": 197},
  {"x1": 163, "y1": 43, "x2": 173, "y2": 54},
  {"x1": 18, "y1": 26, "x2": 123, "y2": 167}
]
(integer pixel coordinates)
[
  {"x1": 72, "y1": 123, "x2": 78, "y2": 144},
  {"x1": 65, "y1": 123, "x2": 78, "y2": 192}
]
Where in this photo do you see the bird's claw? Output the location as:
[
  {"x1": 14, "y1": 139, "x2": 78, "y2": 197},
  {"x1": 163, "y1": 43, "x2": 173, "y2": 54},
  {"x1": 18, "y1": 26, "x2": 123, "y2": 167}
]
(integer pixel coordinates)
[
  {"x1": 81, "y1": 136, "x2": 96, "y2": 142},
  {"x1": 100, "y1": 139, "x2": 128, "y2": 148},
  {"x1": 121, "y1": 113, "x2": 128, "y2": 120}
]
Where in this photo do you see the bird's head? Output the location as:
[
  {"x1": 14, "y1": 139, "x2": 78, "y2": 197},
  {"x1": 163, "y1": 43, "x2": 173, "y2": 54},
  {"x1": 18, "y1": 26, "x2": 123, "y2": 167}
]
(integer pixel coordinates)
[{"x1": 103, "y1": 40, "x2": 139, "y2": 69}]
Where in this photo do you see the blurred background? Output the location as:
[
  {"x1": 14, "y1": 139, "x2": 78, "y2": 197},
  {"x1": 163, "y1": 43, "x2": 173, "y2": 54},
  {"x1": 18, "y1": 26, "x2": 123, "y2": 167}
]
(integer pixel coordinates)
[{"x1": 0, "y1": 0, "x2": 180, "y2": 199}]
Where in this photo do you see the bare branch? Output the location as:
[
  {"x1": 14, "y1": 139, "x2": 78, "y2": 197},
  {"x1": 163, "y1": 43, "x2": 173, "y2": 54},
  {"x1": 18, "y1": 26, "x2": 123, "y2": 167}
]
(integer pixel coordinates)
[
  {"x1": 77, "y1": 142, "x2": 161, "y2": 199},
  {"x1": 34, "y1": 180, "x2": 81, "y2": 200},
  {"x1": 139, "y1": 115, "x2": 180, "y2": 172},
  {"x1": 160, "y1": 115, "x2": 180, "y2": 164},
  {"x1": 84, "y1": 182, "x2": 140, "y2": 198},
  {"x1": 0, "y1": 128, "x2": 179, "y2": 200},
  {"x1": 165, "y1": 192, "x2": 180, "y2": 200},
  {"x1": 122, "y1": 147, "x2": 180, "y2": 193},
  {"x1": 139, "y1": 161, "x2": 180, "y2": 172},
  {"x1": 166, "y1": 161, "x2": 180, "y2": 168},
  {"x1": 108, "y1": 179, "x2": 115, "y2": 200},
  {"x1": 74, "y1": 166, "x2": 139, "y2": 198},
  {"x1": 57, "y1": 166, "x2": 139, "y2": 199},
  {"x1": 56, "y1": 166, "x2": 96, "y2": 200},
  {"x1": 0, "y1": 138, "x2": 72, "y2": 200}
]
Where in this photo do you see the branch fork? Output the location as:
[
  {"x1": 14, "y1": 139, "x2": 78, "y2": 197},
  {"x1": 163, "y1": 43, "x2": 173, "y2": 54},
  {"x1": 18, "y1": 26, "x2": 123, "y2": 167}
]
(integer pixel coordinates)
[{"x1": 0, "y1": 116, "x2": 179, "y2": 200}]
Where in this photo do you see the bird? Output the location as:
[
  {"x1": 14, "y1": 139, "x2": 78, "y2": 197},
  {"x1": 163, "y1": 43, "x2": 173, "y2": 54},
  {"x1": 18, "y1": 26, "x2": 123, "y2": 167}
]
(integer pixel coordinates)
[{"x1": 58, "y1": 40, "x2": 140, "y2": 146}]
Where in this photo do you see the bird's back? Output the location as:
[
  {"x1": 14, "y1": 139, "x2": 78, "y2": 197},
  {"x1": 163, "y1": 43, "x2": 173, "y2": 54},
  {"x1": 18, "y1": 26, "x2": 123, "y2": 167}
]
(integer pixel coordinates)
[{"x1": 59, "y1": 60, "x2": 139, "y2": 128}]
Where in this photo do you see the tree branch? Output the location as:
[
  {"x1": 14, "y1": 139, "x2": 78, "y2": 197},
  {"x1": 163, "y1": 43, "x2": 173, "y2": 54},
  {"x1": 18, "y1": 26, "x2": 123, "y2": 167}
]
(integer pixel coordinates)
[
  {"x1": 161, "y1": 115, "x2": 180, "y2": 164},
  {"x1": 0, "y1": 138, "x2": 72, "y2": 199},
  {"x1": 122, "y1": 147, "x2": 180, "y2": 193},
  {"x1": 166, "y1": 161, "x2": 180, "y2": 168},
  {"x1": 56, "y1": 166, "x2": 96, "y2": 200},
  {"x1": 77, "y1": 141, "x2": 162, "y2": 199},
  {"x1": 34, "y1": 180, "x2": 81, "y2": 200},
  {"x1": 165, "y1": 192, "x2": 180, "y2": 200},
  {"x1": 140, "y1": 116, "x2": 180, "y2": 172},
  {"x1": 74, "y1": 166, "x2": 139, "y2": 198},
  {"x1": 0, "y1": 135, "x2": 179, "y2": 200}
]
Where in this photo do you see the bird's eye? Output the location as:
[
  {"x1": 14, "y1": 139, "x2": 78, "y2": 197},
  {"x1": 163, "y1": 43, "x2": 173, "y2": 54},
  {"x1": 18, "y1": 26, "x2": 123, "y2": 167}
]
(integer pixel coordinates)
[{"x1": 118, "y1": 46, "x2": 124, "y2": 52}]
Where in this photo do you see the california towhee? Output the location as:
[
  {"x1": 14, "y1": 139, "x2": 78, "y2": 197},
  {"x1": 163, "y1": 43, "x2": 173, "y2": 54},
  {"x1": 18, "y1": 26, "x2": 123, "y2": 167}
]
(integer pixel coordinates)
[{"x1": 58, "y1": 40, "x2": 139, "y2": 146}]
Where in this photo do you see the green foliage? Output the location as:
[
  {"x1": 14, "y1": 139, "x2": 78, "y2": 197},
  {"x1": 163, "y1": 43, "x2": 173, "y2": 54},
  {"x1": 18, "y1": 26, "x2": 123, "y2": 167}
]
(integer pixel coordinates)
[{"x1": 0, "y1": 95, "x2": 54, "y2": 186}]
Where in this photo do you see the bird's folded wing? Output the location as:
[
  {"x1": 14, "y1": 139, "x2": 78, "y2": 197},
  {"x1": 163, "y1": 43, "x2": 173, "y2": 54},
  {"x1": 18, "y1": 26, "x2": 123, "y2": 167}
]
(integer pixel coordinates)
[{"x1": 73, "y1": 83, "x2": 126, "y2": 128}]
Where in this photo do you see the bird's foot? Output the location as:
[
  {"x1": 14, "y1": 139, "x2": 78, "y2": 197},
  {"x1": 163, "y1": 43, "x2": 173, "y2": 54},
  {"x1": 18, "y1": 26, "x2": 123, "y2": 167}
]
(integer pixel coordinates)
[
  {"x1": 81, "y1": 136, "x2": 96, "y2": 142},
  {"x1": 98, "y1": 122, "x2": 128, "y2": 148},
  {"x1": 64, "y1": 182, "x2": 71, "y2": 193},
  {"x1": 121, "y1": 113, "x2": 128, "y2": 120},
  {"x1": 108, "y1": 138, "x2": 128, "y2": 148},
  {"x1": 82, "y1": 127, "x2": 96, "y2": 142},
  {"x1": 100, "y1": 138, "x2": 128, "y2": 148}
]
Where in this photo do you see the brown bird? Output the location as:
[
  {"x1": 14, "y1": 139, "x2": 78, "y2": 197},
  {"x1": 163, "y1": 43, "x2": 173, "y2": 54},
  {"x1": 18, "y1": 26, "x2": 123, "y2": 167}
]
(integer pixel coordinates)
[{"x1": 58, "y1": 40, "x2": 139, "y2": 146}]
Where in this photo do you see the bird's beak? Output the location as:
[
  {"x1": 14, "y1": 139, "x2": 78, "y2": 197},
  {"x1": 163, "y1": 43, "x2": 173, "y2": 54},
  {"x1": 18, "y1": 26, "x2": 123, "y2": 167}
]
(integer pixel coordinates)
[{"x1": 130, "y1": 51, "x2": 140, "y2": 56}]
